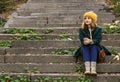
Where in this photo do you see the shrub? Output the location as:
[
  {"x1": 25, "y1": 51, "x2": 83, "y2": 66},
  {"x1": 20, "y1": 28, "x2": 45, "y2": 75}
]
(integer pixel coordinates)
[
  {"x1": 111, "y1": 0, "x2": 120, "y2": 16},
  {"x1": 0, "y1": 0, "x2": 15, "y2": 25},
  {"x1": 0, "y1": 0, "x2": 16, "y2": 14},
  {"x1": 0, "y1": 0, "x2": 28, "y2": 27}
]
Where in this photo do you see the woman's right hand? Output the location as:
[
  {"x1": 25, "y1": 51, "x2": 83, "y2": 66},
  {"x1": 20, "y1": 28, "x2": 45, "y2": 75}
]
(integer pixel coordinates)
[
  {"x1": 84, "y1": 38, "x2": 89, "y2": 41},
  {"x1": 84, "y1": 38, "x2": 90, "y2": 45}
]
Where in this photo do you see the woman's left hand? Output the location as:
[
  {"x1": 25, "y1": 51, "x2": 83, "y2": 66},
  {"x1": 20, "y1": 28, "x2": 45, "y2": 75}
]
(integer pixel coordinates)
[{"x1": 89, "y1": 39, "x2": 93, "y2": 45}]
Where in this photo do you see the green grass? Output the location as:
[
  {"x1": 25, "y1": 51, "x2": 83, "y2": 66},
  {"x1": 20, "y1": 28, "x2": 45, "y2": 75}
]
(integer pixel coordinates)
[
  {"x1": 0, "y1": 40, "x2": 12, "y2": 48},
  {"x1": 2, "y1": 28, "x2": 37, "y2": 34}
]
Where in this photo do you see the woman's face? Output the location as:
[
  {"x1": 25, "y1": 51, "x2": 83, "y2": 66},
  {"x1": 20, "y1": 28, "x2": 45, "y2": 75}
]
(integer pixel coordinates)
[{"x1": 84, "y1": 17, "x2": 92, "y2": 25}]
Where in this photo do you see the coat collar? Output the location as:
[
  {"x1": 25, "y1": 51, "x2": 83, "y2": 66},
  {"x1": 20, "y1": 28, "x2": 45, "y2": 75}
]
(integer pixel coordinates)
[{"x1": 82, "y1": 27, "x2": 98, "y2": 38}]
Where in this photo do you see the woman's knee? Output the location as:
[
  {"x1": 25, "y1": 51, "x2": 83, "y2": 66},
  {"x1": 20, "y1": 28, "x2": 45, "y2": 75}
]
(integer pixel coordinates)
[{"x1": 92, "y1": 45, "x2": 97, "y2": 48}]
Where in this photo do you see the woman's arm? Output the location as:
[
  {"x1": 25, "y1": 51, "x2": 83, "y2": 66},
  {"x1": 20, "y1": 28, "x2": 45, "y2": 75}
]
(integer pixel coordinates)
[
  {"x1": 79, "y1": 28, "x2": 90, "y2": 45},
  {"x1": 92, "y1": 27, "x2": 102, "y2": 45},
  {"x1": 79, "y1": 28, "x2": 84, "y2": 45}
]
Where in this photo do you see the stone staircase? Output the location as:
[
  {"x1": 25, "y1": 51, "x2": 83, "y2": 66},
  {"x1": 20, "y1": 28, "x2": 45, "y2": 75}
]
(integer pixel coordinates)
[
  {"x1": 7, "y1": 0, "x2": 115, "y2": 28},
  {"x1": 1, "y1": 0, "x2": 120, "y2": 82}
]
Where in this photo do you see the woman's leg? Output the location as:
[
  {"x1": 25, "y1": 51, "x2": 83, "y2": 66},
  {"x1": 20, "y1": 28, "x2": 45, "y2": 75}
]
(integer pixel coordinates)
[
  {"x1": 82, "y1": 46, "x2": 90, "y2": 61},
  {"x1": 82, "y1": 46, "x2": 91, "y2": 74},
  {"x1": 90, "y1": 45, "x2": 98, "y2": 75},
  {"x1": 90, "y1": 45, "x2": 98, "y2": 62}
]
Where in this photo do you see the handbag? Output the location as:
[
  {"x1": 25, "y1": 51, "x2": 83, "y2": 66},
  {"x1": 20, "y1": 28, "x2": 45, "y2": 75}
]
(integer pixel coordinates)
[{"x1": 99, "y1": 49, "x2": 106, "y2": 63}]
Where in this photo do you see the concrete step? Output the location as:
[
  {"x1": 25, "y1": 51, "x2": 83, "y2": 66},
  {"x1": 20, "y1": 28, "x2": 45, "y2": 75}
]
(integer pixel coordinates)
[
  {"x1": 30, "y1": 11, "x2": 114, "y2": 16},
  {"x1": 0, "y1": 27, "x2": 80, "y2": 34},
  {"x1": 25, "y1": 2, "x2": 103, "y2": 6},
  {"x1": 5, "y1": 47, "x2": 76, "y2": 55},
  {"x1": 21, "y1": 3, "x2": 104, "y2": 10},
  {"x1": 31, "y1": 13, "x2": 115, "y2": 19},
  {"x1": 0, "y1": 48, "x2": 6, "y2": 55},
  {"x1": 47, "y1": 17, "x2": 112, "y2": 25},
  {"x1": 0, "y1": 63, "x2": 76, "y2": 73},
  {"x1": 9, "y1": 16, "x2": 113, "y2": 27},
  {"x1": 13, "y1": 16, "x2": 47, "y2": 23},
  {"x1": 9, "y1": 23, "x2": 81, "y2": 27},
  {"x1": 23, "y1": 73, "x2": 120, "y2": 82},
  {"x1": 14, "y1": 14, "x2": 114, "y2": 19},
  {"x1": 11, "y1": 18, "x2": 112, "y2": 27},
  {"x1": 0, "y1": 73, "x2": 120, "y2": 82},
  {"x1": 22, "y1": 6, "x2": 103, "y2": 10},
  {"x1": 10, "y1": 23, "x2": 111, "y2": 28},
  {"x1": 17, "y1": 9, "x2": 109, "y2": 16},
  {"x1": 0, "y1": 34, "x2": 120, "y2": 40},
  {"x1": 3, "y1": 55, "x2": 76, "y2": 63},
  {"x1": 11, "y1": 40, "x2": 79, "y2": 48},
  {"x1": 11, "y1": 40, "x2": 120, "y2": 48},
  {"x1": 4, "y1": 46, "x2": 120, "y2": 55},
  {"x1": 28, "y1": 0, "x2": 101, "y2": 3},
  {"x1": 3, "y1": 55, "x2": 120, "y2": 64},
  {"x1": 0, "y1": 63, "x2": 119, "y2": 73},
  {"x1": 8, "y1": 23, "x2": 81, "y2": 27},
  {"x1": 1, "y1": 26, "x2": 114, "y2": 34}
]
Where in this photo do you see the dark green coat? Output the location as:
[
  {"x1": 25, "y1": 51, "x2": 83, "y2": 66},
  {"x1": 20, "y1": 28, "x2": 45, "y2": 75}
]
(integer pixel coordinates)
[{"x1": 74, "y1": 26, "x2": 111, "y2": 57}]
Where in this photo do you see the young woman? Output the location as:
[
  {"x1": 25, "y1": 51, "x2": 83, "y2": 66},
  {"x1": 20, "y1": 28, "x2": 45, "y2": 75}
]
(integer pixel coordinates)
[{"x1": 75, "y1": 11, "x2": 111, "y2": 75}]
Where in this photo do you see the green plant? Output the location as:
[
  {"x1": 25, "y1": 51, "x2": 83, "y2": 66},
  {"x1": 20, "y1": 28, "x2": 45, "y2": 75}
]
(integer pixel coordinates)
[
  {"x1": 34, "y1": 76, "x2": 92, "y2": 82},
  {"x1": 76, "y1": 76, "x2": 92, "y2": 82},
  {"x1": 107, "y1": 49, "x2": 120, "y2": 63},
  {"x1": 0, "y1": 22, "x2": 5, "y2": 28},
  {"x1": 111, "y1": 49, "x2": 119, "y2": 55},
  {"x1": 12, "y1": 35, "x2": 45, "y2": 40},
  {"x1": 110, "y1": 49, "x2": 120, "y2": 61},
  {"x1": 0, "y1": 40, "x2": 12, "y2": 48},
  {"x1": 103, "y1": 20, "x2": 120, "y2": 34},
  {"x1": 52, "y1": 78, "x2": 59, "y2": 82},
  {"x1": 0, "y1": 74, "x2": 30, "y2": 82},
  {"x1": 25, "y1": 67, "x2": 40, "y2": 73},
  {"x1": 43, "y1": 29, "x2": 54, "y2": 34},
  {"x1": 56, "y1": 35, "x2": 75, "y2": 41},
  {"x1": 0, "y1": 74, "x2": 13, "y2": 82},
  {"x1": 15, "y1": 0, "x2": 28, "y2": 3},
  {"x1": 0, "y1": 0, "x2": 16, "y2": 25},
  {"x1": 0, "y1": 0, "x2": 15, "y2": 13},
  {"x1": 0, "y1": 0, "x2": 27, "y2": 27},
  {"x1": 34, "y1": 76, "x2": 72, "y2": 82},
  {"x1": 34, "y1": 76, "x2": 51, "y2": 82},
  {"x1": 2, "y1": 28, "x2": 37, "y2": 34},
  {"x1": 59, "y1": 76, "x2": 74, "y2": 82},
  {"x1": 59, "y1": 76, "x2": 68, "y2": 82},
  {"x1": 111, "y1": 0, "x2": 120, "y2": 16},
  {"x1": 13, "y1": 75, "x2": 30, "y2": 82},
  {"x1": 52, "y1": 49, "x2": 76, "y2": 55},
  {"x1": 60, "y1": 31, "x2": 70, "y2": 34},
  {"x1": 75, "y1": 65, "x2": 84, "y2": 74}
]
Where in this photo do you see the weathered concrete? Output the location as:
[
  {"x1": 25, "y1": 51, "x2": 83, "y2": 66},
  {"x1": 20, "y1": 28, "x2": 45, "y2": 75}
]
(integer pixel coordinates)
[
  {"x1": 0, "y1": 55, "x2": 4, "y2": 63},
  {"x1": 31, "y1": 74, "x2": 120, "y2": 82},
  {"x1": 11, "y1": 40, "x2": 120, "y2": 48},
  {"x1": 0, "y1": 48, "x2": 6, "y2": 55},
  {"x1": 5, "y1": 46, "x2": 120, "y2": 54},
  {"x1": 4, "y1": 55, "x2": 120, "y2": 63},
  {"x1": 0, "y1": 63, "x2": 119, "y2": 73},
  {"x1": 28, "y1": 0, "x2": 103, "y2": 3},
  {"x1": 0, "y1": 34, "x2": 120, "y2": 40}
]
